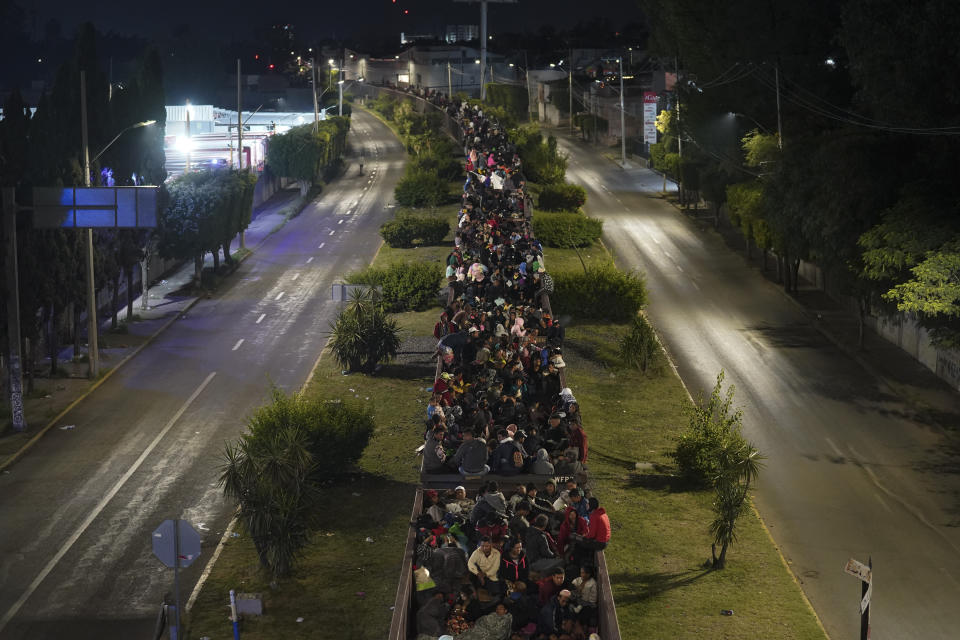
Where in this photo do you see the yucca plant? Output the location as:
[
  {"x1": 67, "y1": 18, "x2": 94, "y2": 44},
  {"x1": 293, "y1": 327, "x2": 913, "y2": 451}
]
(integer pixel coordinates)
[
  {"x1": 618, "y1": 313, "x2": 661, "y2": 373},
  {"x1": 220, "y1": 423, "x2": 318, "y2": 579},
  {"x1": 329, "y1": 286, "x2": 402, "y2": 373}
]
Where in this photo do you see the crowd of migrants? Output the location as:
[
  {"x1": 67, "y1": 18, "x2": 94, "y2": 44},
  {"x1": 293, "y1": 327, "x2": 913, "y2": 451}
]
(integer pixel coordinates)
[{"x1": 412, "y1": 100, "x2": 611, "y2": 640}]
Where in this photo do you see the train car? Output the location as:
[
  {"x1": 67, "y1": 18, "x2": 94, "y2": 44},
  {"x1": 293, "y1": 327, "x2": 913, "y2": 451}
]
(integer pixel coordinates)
[{"x1": 367, "y1": 87, "x2": 621, "y2": 639}]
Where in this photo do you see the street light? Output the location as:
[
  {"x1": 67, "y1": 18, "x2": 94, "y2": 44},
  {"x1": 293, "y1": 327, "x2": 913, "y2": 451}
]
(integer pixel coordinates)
[
  {"x1": 728, "y1": 111, "x2": 771, "y2": 134},
  {"x1": 91, "y1": 120, "x2": 157, "y2": 165},
  {"x1": 81, "y1": 70, "x2": 158, "y2": 378}
]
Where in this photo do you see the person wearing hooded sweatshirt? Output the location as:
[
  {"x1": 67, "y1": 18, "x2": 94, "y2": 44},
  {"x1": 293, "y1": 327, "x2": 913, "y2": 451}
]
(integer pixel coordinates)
[
  {"x1": 572, "y1": 497, "x2": 611, "y2": 566},
  {"x1": 498, "y1": 538, "x2": 530, "y2": 586},
  {"x1": 530, "y1": 448, "x2": 555, "y2": 475}
]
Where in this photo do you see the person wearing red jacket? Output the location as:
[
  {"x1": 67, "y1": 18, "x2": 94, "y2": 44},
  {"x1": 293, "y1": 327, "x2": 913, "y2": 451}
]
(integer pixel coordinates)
[
  {"x1": 572, "y1": 497, "x2": 610, "y2": 566},
  {"x1": 556, "y1": 506, "x2": 588, "y2": 559},
  {"x1": 567, "y1": 422, "x2": 588, "y2": 463}
]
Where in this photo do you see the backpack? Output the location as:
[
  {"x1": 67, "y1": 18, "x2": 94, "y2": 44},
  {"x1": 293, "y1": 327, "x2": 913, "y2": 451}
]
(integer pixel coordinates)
[{"x1": 512, "y1": 447, "x2": 525, "y2": 469}]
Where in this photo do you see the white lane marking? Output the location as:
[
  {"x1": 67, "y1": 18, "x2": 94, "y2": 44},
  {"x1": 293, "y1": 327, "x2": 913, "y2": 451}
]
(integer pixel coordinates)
[
  {"x1": 255, "y1": 314, "x2": 266, "y2": 324},
  {"x1": 329, "y1": 230, "x2": 336, "y2": 236},
  {"x1": 318, "y1": 242, "x2": 325, "y2": 249},
  {"x1": 676, "y1": 265, "x2": 684, "y2": 273},
  {"x1": 825, "y1": 437, "x2": 844, "y2": 457},
  {"x1": 848, "y1": 443, "x2": 960, "y2": 553},
  {"x1": 689, "y1": 280, "x2": 700, "y2": 291},
  {"x1": 275, "y1": 292, "x2": 285, "y2": 301},
  {"x1": 338, "y1": 219, "x2": 344, "y2": 224},
  {"x1": 0, "y1": 371, "x2": 217, "y2": 634},
  {"x1": 652, "y1": 237, "x2": 661, "y2": 245},
  {"x1": 232, "y1": 339, "x2": 244, "y2": 351},
  {"x1": 292, "y1": 273, "x2": 300, "y2": 281},
  {"x1": 306, "y1": 257, "x2": 314, "y2": 264},
  {"x1": 663, "y1": 251, "x2": 674, "y2": 260}
]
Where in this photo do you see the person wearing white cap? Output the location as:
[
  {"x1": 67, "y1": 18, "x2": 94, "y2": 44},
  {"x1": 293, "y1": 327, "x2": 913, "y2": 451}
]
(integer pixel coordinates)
[{"x1": 537, "y1": 588, "x2": 574, "y2": 636}]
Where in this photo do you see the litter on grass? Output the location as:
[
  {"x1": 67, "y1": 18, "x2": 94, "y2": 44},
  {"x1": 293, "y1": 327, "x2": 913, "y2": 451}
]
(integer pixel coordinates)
[{"x1": 59, "y1": 425, "x2": 76, "y2": 430}]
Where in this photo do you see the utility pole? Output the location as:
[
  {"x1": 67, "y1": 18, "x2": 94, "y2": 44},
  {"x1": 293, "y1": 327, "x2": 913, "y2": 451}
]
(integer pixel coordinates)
[
  {"x1": 453, "y1": 0, "x2": 516, "y2": 101},
  {"x1": 338, "y1": 55, "x2": 344, "y2": 116},
  {"x1": 448, "y1": 61, "x2": 453, "y2": 98},
  {"x1": 568, "y1": 49, "x2": 573, "y2": 132},
  {"x1": 312, "y1": 57, "x2": 320, "y2": 133},
  {"x1": 3, "y1": 188, "x2": 26, "y2": 432},
  {"x1": 237, "y1": 58, "x2": 245, "y2": 250},
  {"x1": 675, "y1": 56, "x2": 683, "y2": 206},
  {"x1": 619, "y1": 55, "x2": 627, "y2": 166},
  {"x1": 80, "y1": 70, "x2": 99, "y2": 379},
  {"x1": 775, "y1": 65, "x2": 783, "y2": 149},
  {"x1": 523, "y1": 50, "x2": 532, "y2": 122},
  {"x1": 480, "y1": 0, "x2": 487, "y2": 100},
  {"x1": 184, "y1": 99, "x2": 191, "y2": 173}
]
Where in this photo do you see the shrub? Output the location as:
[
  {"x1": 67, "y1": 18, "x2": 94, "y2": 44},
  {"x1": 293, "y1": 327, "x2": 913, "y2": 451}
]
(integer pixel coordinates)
[
  {"x1": 485, "y1": 84, "x2": 529, "y2": 124},
  {"x1": 219, "y1": 386, "x2": 377, "y2": 578},
  {"x1": 348, "y1": 261, "x2": 443, "y2": 312},
  {"x1": 510, "y1": 124, "x2": 567, "y2": 184},
  {"x1": 379, "y1": 212, "x2": 450, "y2": 248},
  {"x1": 329, "y1": 286, "x2": 402, "y2": 373},
  {"x1": 532, "y1": 211, "x2": 602, "y2": 248},
  {"x1": 394, "y1": 169, "x2": 450, "y2": 207},
  {"x1": 670, "y1": 370, "x2": 744, "y2": 487},
  {"x1": 244, "y1": 386, "x2": 376, "y2": 478},
  {"x1": 619, "y1": 313, "x2": 662, "y2": 373},
  {"x1": 551, "y1": 265, "x2": 648, "y2": 321},
  {"x1": 410, "y1": 146, "x2": 462, "y2": 181},
  {"x1": 538, "y1": 183, "x2": 588, "y2": 212}
]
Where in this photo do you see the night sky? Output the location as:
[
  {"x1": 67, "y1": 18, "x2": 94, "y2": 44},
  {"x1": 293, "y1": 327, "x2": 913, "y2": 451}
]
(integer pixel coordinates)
[{"x1": 31, "y1": 0, "x2": 647, "y2": 42}]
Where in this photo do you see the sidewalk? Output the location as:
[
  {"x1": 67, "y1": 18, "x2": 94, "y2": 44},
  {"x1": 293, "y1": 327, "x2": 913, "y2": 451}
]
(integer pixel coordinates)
[{"x1": 0, "y1": 187, "x2": 302, "y2": 470}]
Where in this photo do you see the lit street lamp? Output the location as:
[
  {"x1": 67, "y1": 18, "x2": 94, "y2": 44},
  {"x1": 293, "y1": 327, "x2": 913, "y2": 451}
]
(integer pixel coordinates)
[{"x1": 81, "y1": 69, "x2": 157, "y2": 378}]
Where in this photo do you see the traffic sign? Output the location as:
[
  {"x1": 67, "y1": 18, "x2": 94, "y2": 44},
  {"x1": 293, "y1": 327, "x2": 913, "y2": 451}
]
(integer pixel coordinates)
[
  {"x1": 845, "y1": 557, "x2": 872, "y2": 583},
  {"x1": 153, "y1": 519, "x2": 202, "y2": 569}
]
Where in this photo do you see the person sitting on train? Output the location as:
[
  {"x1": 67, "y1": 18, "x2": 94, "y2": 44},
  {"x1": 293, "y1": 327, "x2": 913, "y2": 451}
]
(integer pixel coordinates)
[
  {"x1": 499, "y1": 538, "x2": 530, "y2": 587},
  {"x1": 524, "y1": 514, "x2": 562, "y2": 575},
  {"x1": 570, "y1": 565, "x2": 598, "y2": 628},
  {"x1": 525, "y1": 485, "x2": 556, "y2": 520},
  {"x1": 423, "y1": 425, "x2": 450, "y2": 474},
  {"x1": 536, "y1": 567, "x2": 568, "y2": 607},
  {"x1": 508, "y1": 501, "x2": 531, "y2": 542},
  {"x1": 467, "y1": 536, "x2": 503, "y2": 599},
  {"x1": 555, "y1": 450, "x2": 584, "y2": 478},
  {"x1": 530, "y1": 448, "x2": 555, "y2": 476},
  {"x1": 536, "y1": 589, "x2": 575, "y2": 638},
  {"x1": 571, "y1": 498, "x2": 610, "y2": 566},
  {"x1": 451, "y1": 429, "x2": 490, "y2": 476}
]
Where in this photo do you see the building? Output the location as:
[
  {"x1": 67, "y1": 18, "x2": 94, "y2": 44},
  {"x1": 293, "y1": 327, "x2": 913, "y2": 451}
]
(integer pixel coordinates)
[{"x1": 344, "y1": 45, "x2": 506, "y2": 96}]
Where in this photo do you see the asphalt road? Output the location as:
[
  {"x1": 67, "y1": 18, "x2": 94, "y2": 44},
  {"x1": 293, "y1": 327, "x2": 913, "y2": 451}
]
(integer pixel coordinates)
[
  {"x1": 0, "y1": 108, "x2": 406, "y2": 639},
  {"x1": 557, "y1": 136, "x2": 960, "y2": 639}
]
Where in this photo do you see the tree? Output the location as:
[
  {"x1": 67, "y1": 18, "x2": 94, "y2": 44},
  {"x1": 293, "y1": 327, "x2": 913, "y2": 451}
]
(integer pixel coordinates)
[
  {"x1": 220, "y1": 420, "x2": 318, "y2": 579},
  {"x1": 329, "y1": 286, "x2": 402, "y2": 373},
  {"x1": 671, "y1": 371, "x2": 764, "y2": 568}
]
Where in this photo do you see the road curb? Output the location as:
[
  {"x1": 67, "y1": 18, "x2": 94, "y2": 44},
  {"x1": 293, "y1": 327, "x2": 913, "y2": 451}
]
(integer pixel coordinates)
[
  {"x1": 0, "y1": 295, "x2": 202, "y2": 474},
  {"x1": 0, "y1": 248, "x2": 260, "y2": 474},
  {"x1": 750, "y1": 502, "x2": 832, "y2": 639},
  {"x1": 585, "y1": 142, "x2": 830, "y2": 637}
]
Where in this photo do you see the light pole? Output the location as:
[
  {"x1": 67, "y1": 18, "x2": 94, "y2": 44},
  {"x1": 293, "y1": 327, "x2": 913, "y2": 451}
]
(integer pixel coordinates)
[
  {"x1": 619, "y1": 56, "x2": 627, "y2": 167},
  {"x1": 81, "y1": 68, "x2": 156, "y2": 378}
]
